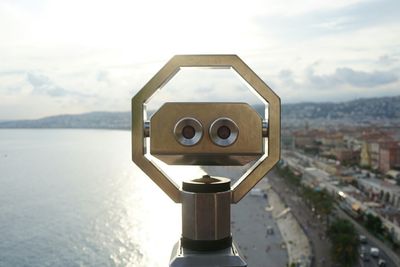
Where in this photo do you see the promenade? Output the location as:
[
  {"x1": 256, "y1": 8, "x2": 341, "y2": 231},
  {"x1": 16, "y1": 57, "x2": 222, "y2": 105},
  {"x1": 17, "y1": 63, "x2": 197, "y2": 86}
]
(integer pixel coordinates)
[
  {"x1": 232, "y1": 190, "x2": 288, "y2": 267},
  {"x1": 203, "y1": 166, "x2": 313, "y2": 266},
  {"x1": 267, "y1": 187, "x2": 312, "y2": 266},
  {"x1": 268, "y1": 170, "x2": 333, "y2": 267}
]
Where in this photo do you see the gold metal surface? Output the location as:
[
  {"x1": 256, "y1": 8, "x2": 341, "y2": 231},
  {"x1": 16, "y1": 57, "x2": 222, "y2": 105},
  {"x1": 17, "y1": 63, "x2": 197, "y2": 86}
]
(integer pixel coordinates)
[
  {"x1": 150, "y1": 103, "x2": 262, "y2": 165},
  {"x1": 182, "y1": 190, "x2": 231, "y2": 240},
  {"x1": 132, "y1": 55, "x2": 280, "y2": 203}
]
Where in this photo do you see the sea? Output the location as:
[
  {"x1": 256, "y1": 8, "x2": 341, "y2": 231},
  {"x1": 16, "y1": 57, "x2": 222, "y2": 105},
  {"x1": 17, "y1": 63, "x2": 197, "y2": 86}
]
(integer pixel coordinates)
[{"x1": 0, "y1": 129, "x2": 206, "y2": 267}]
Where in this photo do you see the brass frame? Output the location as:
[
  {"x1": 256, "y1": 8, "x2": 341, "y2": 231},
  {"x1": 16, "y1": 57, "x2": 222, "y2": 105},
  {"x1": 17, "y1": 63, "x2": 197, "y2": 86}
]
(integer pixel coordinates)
[{"x1": 132, "y1": 55, "x2": 280, "y2": 203}]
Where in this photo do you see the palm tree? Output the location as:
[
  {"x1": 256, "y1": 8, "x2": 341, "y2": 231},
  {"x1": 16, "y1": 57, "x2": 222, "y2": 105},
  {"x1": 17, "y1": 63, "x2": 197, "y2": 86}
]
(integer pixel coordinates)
[{"x1": 328, "y1": 219, "x2": 359, "y2": 267}]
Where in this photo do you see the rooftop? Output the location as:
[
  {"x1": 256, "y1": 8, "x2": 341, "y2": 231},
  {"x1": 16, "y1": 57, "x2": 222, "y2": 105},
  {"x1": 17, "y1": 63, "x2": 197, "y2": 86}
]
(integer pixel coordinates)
[{"x1": 358, "y1": 177, "x2": 400, "y2": 194}]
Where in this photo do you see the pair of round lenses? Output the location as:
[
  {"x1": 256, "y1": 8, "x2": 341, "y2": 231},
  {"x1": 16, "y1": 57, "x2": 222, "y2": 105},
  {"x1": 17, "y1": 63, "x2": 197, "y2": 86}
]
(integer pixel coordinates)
[{"x1": 174, "y1": 117, "x2": 238, "y2": 147}]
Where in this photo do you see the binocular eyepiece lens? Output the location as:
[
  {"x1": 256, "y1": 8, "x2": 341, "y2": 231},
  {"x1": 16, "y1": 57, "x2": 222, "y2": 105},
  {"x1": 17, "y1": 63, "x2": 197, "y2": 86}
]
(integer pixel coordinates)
[
  {"x1": 182, "y1": 125, "x2": 196, "y2": 139},
  {"x1": 174, "y1": 118, "x2": 203, "y2": 146},
  {"x1": 174, "y1": 117, "x2": 239, "y2": 147},
  {"x1": 210, "y1": 118, "x2": 238, "y2": 147},
  {"x1": 217, "y1": 125, "x2": 231, "y2": 140}
]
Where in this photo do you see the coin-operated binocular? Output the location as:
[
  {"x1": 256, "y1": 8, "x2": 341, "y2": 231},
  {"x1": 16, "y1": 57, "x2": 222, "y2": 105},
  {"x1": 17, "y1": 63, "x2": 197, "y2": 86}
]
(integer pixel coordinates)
[{"x1": 132, "y1": 55, "x2": 280, "y2": 267}]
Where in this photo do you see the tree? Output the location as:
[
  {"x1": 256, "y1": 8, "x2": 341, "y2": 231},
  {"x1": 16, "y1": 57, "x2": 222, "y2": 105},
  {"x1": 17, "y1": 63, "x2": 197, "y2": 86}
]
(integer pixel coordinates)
[
  {"x1": 365, "y1": 213, "x2": 384, "y2": 236},
  {"x1": 301, "y1": 188, "x2": 333, "y2": 224},
  {"x1": 276, "y1": 165, "x2": 301, "y2": 187},
  {"x1": 315, "y1": 190, "x2": 333, "y2": 212},
  {"x1": 315, "y1": 189, "x2": 334, "y2": 225},
  {"x1": 328, "y1": 219, "x2": 359, "y2": 267}
]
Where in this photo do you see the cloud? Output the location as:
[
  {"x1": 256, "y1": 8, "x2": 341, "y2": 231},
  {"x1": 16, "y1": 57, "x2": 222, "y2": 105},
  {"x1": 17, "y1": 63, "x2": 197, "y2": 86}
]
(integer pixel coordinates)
[
  {"x1": 306, "y1": 67, "x2": 398, "y2": 88},
  {"x1": 378, "y1": 54, "x2": 399, "y2": 65},
  {"x1": 274, "y1": 63, "x2": 400, "y2": 103},
  {"x1": 26, "y1": 72, "x2": 93, "y2": 98},
  {"x1": 96, "y1": 70, "x2": 109, "y2": 83},
  {"x1": 1, "y1": 0, "x2": 400, "y2": 120},
  {"x1": 0, "y1": 70, "x2": 26, "y2": 76},
  {"x1": 278, "y1": 69, "x2": 296, "y2": 85},
  {"x1": 254, "y1": 0, "x2": 400, "y2": 41},
  {"x1": 0, "y1": 70, "x2": 27, "y2": 94}
]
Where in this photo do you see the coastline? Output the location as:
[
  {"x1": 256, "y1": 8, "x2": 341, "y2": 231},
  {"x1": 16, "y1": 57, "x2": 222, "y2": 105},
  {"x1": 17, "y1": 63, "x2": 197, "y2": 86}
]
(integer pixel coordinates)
[{"x1": 267, "y1": 185, "x2": 312, "y2": 266}]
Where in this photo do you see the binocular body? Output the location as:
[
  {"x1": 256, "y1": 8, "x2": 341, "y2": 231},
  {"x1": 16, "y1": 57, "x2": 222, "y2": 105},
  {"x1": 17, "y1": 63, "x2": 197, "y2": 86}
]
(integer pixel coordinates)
[{"x1": 150, "y1": 102, "x2": 263, "y2": 166}]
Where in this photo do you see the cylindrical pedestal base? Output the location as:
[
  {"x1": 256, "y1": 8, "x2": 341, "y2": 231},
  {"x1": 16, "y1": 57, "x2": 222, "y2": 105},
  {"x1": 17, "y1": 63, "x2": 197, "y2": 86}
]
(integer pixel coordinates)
[
  {"x1": 169, "y1": 239, "x2": 247, "y2": 267},
  {"x1": 181, "y1": 175, "x2": 231, "y2": 251}
]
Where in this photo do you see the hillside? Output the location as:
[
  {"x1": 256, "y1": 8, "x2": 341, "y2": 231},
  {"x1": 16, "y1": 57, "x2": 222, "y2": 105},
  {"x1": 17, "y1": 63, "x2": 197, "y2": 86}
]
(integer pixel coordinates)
[
  {"x1": 282, "y1": 96, "x2": 400, "y2": 127},
  {"x1": 0, "y1": 96, "x2": 399, "y2": 129},
  {"x1": 282, "y1": 96, "x2": 400, "y2": 120},
  {"x1": 0, "y1": 111, "x2": 131, "y2": 130}
]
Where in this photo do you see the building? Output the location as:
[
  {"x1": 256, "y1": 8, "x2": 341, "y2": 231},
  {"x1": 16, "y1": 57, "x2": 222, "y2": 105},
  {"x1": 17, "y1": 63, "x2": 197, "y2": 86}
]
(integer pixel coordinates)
[
  {"x1": 379, "y1": 143, "x2": 400, "y2": 173},
  {"x1": 302, "y1": 167, "x2": 330, "y2": 188},
  {"x1": 333, "y1": 147, "x2": 360, "y2": 165},
  {"x1": 319, "y1": 132, "x2": 344, "y2": 148},
  {"x1": 369, "y1": 141, "x2": 381, "y2": 170},
  {"x1": 357, "y1": 177, "x2": 400, "y2": 208},
  {"x1": 359, "y1": 131, "x2": 395, "y2": 170},
  {"x1": 314, "y1": 160, "x2": 339, "y2": 176},
  {"x1": 292, "y1": 129, "x2": 324, "y2": 153},
  {"x1": 360, "y1": 142, "x2": 371, "y2": 167}
]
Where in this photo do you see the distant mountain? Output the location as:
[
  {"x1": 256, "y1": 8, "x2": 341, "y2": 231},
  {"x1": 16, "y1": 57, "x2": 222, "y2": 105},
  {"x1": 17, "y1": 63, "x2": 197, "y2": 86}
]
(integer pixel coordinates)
[
  {"x1": 0, "y1": 111, "x2": 131, "y2": 130},
  {"x1": 282, "y1": 96, "x2": 400, "y2": 120},
  {"x1": 0, "y1": 96, "x2": 399, "y2": 129},
  {"x1": 281, "y1": 96, "x2": 400, "y2": 127}
]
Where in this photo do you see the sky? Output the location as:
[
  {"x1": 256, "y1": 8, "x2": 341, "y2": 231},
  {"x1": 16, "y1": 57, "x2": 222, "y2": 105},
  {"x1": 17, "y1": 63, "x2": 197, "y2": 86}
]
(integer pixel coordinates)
[{"x1": 0, "y1": 0, "x2": 399, "y2": 120}]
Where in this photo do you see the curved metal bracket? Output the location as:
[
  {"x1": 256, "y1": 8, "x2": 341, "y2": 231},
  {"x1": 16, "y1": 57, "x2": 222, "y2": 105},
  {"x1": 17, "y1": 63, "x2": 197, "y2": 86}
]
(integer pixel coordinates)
[{"x1": 132, "y1": 55, "x2": 280, "y2": 203}]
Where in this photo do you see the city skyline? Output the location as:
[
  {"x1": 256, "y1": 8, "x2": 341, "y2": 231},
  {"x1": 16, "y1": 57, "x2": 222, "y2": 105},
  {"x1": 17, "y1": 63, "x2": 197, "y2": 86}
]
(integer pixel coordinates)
[{"x1": 1, "y1": 0, "x2": 399, "y2": 120}]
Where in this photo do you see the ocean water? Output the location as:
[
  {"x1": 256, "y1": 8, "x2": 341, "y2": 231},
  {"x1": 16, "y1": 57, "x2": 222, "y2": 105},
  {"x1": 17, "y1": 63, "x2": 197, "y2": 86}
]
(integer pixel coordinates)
[{"x1": 0, "y1": 129, "x2": 205, "y2": 267}]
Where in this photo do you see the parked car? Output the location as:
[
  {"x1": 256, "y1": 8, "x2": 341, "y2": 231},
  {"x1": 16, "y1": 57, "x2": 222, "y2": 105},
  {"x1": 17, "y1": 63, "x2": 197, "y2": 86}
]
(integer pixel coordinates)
[
  {"x1": 370, "y1": 247, "x2": 379, "y2": 257},
  {"x1": 360, "y1": 245, "x2": 367, "y2": 253},
  {"x1": 378, "y1": 258, "x2": 386, "y2": 266},
  {"x1": 359, "y1": 235, "x2": 367, "y2": 244},
  {"x1": 360, "y1": 252, "x2": 370, "y2": 262}
]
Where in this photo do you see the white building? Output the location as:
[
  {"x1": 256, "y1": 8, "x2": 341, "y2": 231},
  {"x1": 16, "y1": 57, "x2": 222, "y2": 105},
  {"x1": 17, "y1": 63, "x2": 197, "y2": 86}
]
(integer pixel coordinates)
[{"x1": 357, "y1": 178, "x2": 400, "y2": 208}]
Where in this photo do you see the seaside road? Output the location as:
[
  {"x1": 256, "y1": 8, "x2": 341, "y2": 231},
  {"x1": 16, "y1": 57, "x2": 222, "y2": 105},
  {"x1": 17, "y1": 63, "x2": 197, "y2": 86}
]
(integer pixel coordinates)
[
  {"x1": 268, "y1": 170, "x2": 333, "y2": 267},
  {"x1": 335, "y1": 207, "x2": 398, "y2": 267}
]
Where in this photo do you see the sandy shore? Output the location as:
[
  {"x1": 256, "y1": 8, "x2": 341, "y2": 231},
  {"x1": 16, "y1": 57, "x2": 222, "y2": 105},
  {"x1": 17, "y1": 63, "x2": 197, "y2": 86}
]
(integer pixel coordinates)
[{"x1": 267, "y1": 186, "x2": 312, "y2": 266}]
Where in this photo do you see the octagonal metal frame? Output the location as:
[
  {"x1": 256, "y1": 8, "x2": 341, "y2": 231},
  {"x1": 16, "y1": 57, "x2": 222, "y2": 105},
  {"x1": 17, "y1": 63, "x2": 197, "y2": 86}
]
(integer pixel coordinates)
[{"x1": 132, "y1": 55, "x2": 280, "y2": 203}]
